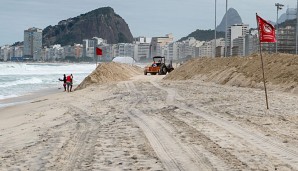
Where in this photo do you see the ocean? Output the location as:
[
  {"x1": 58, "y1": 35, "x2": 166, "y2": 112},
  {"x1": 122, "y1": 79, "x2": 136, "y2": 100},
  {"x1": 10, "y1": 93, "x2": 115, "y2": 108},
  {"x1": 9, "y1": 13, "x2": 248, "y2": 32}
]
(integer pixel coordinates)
[{"x1": 0, "y1": 62, "x2": 95, "y2": 101}]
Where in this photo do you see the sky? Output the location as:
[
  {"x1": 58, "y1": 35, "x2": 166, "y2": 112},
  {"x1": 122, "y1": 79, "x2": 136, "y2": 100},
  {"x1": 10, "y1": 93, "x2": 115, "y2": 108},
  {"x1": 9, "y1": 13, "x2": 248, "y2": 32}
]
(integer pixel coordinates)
[{"x1": 0, "y1": 0, "x2": 297, "y2": 46}]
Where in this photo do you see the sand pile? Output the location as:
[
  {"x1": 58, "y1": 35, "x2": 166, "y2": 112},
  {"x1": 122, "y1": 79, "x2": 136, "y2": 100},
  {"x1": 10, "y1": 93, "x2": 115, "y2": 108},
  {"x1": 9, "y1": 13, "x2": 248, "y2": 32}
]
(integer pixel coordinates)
[
  {"x1": 165, "y1": 53, "x2": 298, "y2": 93},
  {"x1": 75, "y1": 62, "x2": 142, "y2": 90}
]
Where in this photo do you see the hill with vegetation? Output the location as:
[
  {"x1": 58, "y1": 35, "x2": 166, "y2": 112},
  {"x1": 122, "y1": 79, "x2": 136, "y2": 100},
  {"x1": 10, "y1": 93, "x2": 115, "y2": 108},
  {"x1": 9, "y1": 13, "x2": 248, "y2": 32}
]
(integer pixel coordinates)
[
  {"x1": 179, "y1": 29, "x2": 225, "y2": 42},
  {"x1": 278, "y1": 18, "x2": 296, "y2": 28},
  {"x1": 179, "y1": 8, "x2": 242, "y2": 42},
  {"x1": 42, "y1": 7, "x2": 133, "y2": 46}
]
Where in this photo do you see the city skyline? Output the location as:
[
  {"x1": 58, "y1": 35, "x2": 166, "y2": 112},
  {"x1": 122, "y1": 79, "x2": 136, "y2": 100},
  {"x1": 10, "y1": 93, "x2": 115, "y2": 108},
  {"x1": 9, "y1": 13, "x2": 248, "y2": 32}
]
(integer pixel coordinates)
[{"x1": 0, "y1": 0, "x2": 297, "y2": 46}]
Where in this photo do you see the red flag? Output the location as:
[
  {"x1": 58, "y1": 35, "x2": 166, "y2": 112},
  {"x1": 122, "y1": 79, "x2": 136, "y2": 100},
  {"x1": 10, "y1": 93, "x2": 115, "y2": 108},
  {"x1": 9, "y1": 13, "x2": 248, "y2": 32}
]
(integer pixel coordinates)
[
  {"x1": 256, "y1": 15, "x2": 276, "y2": 43},
  {"x1": 96, "y1": 47, "x2": 102, "y2": 55}
]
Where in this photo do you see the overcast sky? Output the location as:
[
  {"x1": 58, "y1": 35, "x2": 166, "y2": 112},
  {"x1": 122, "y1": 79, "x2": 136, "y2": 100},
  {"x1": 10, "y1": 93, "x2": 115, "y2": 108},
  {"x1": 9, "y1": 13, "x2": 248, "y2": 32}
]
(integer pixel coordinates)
[{"x1": 0, "y1": 0, "x2": 296, "y2": 46}]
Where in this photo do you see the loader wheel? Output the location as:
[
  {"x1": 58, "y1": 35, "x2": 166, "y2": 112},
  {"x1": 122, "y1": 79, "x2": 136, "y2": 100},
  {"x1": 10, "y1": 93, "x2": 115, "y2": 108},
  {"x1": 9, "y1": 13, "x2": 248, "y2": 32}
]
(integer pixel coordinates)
[
  {"x1": 159, "y1": 64, "x2": 167, "y2": 75},
  {"x1": 158, "y1": 69, "x2": 163, "y2": 75},
  {"x1": 144, "y1": 70, "x2": 147, "y2": 75},
  {"x1": 162, "y1": 67, "x2": 167, "y2": 74}
]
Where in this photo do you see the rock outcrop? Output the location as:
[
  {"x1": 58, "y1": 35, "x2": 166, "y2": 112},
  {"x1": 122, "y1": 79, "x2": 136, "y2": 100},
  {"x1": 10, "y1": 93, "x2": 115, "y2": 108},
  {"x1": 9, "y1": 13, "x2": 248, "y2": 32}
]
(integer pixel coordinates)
[
  {"x1": 216, "y1": 8, "x2": 242, "y2": 32},
  {"x1": 43, "y1": 7, "x2": 133, "y2": 46}
]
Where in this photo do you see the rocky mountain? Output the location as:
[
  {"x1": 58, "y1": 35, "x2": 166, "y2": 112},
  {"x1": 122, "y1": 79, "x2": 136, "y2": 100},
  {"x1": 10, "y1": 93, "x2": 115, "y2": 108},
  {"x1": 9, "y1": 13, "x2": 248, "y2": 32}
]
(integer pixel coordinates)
[
  {"x1": 180, "y1": 8, "x2": 241, "y2": 41},
  {"x1": 278, "y1": 8, "x2": 296, "y2": 24},
  {"x1": 216, "y1": 8, "x2": 242, "y2": 32},
  {"x1": 43, "y1": 7, "x2": 133, "y2": 46}
]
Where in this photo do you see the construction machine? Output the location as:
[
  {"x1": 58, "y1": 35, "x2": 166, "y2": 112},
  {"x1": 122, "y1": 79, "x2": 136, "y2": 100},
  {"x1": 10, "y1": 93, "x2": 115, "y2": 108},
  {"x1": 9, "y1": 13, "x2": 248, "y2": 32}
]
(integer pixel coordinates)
[{"x1": 144, "y1": 56, "x2": 174, "y2": 75}]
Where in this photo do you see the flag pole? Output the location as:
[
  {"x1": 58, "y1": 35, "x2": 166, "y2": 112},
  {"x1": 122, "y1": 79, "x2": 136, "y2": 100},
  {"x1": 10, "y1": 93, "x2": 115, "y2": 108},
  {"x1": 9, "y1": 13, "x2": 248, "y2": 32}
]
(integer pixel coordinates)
[
  {"x1": 214, "y1": 0, "x2": 217, "y2": 57},
  {"x1": 96, "y1": 55, "x2": 98, "y2": 67},
  {"x1": 256, "y1": 13, "x2": 269, "y2": 110}
]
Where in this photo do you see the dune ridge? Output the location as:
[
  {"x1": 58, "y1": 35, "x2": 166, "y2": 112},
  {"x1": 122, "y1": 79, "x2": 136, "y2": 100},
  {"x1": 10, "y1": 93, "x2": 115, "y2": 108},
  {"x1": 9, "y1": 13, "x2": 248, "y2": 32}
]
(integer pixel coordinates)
[{"x1": 165, "y1": 53, "x2": 298, "y2": 93}]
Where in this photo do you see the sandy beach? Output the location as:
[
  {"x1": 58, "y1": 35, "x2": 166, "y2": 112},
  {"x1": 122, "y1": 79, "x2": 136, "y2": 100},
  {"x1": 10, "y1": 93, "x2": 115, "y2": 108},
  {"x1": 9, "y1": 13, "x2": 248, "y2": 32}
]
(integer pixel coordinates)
[{"x1": 0, "y1": 59, "x2": 298, "y2": 171}]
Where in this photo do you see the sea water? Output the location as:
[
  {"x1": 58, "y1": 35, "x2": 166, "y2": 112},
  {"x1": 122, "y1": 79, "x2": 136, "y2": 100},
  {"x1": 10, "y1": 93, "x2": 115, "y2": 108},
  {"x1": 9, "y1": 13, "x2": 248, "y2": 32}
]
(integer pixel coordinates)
[{"x1": 0, "y1": 62, "x2": 95, "y2": 100}]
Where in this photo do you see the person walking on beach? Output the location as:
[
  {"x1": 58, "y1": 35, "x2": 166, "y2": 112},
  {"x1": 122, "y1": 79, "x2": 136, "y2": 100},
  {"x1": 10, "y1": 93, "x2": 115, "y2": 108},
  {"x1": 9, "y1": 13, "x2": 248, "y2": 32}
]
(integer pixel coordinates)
[
  {"x1": 70, "y1": 74, "x2": 73, "y2": 92},
  {"x1": 66, "y1": 74, "x2": 73, "y2": 92},
  {"x1": 59, "y1": 74, "x2": 67, "y2": 91}
]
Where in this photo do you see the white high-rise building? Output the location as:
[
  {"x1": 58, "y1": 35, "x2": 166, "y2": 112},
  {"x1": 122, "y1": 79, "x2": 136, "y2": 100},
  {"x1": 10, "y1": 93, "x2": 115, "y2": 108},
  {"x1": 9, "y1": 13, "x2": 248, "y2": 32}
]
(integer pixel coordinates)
[
  {"x1": 167, "y1": 42, "x2": 180, "y2": 61},
  {"x1": 227, "y1": 24, "x2": 249, "y2": 56},
  {"x1": 83, "y1": 37, "x2": 107, "y2": 58},
  {"x1": 133, "y1": 36, "x2": 151, "y2": 61},
  {"x1": 0, "y1": 45, "x2": 10, "y2": 61},
  {"x1": 232, "y1": 36, "x2": 245, "y2": 56},
  {"x1": 134, "y1": 43, "x2": 150, "y2": 61},
  {"x1": 150, "y1": 33, "x2": 174, "y2": 58},
  {"x1": 181, "y1": 37, "x2": 197, "y2": 59},
  {"x1": 199, "y1": 41, "x2": 213, "y2": 57},
  {"x1": 134, "y1": 36, "x2": 151, "y2": 44},
  {"x1": 116, "y1": 43, "x2": 134, "y2": 57}
]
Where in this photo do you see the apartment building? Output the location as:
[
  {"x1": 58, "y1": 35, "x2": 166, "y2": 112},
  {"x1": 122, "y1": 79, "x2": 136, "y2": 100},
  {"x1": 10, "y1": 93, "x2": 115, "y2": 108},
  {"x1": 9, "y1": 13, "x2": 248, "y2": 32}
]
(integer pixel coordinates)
[
  {"x1": 198, "y1": 38, "x2": 224, "y2": 57},
  {"x1": 167, "y1": 42, "x2": 180, "y2": 61},
  {"x1": 13, "y1": 46, "x2": 24, "y2": 58},
  {"x1": 261, "y1": 26, "x2": 296, "y2": 54},
  {"x1": 133, "y1": 37, "x2": 151, "y2": 44},
  {"x1": 116, "y1": 43, "x2": 134, "y2": 58},
  {"x1": 232, "y1": 36, "x2": 245, "y2": 56},
  {"x1": 133, "y1": 36, "x2": 151, "y2": 61},
  {"x1": 278, "y1": 26, "x2": 296, "y2": 54},
  {"x1": 215, "y1": 38, "x2": 226, "y2": 57},
  {"x1": 8, "y1": 46, "x2": 24, "y2": 61},
  {"x1": 24, "y1": 27, "x2": 43, "y2": 60},
  {"x1": 0, "y1": 45, "x2": 10, "y2": 61},
  {"x1": 180, "y1": 37, "x2": 197, "y2": 58},
  {"x1": 150, "y1": 34, "x2": 174, "y2": 58},
  {"x1": 245, "y1": 31, "x2": 259, "y2": 56},
  {"x1": 133, "y1": 43, "x2": 150, "y2": 61},
  {"x1": 83, "y1": 37, "x2": 107, "y2": 58},
  {"x1": 83, "y1": 39, "x2": 96, "y2": 58},
  {"x1": 52, "y1": 45, "x2": 64, "y2": 60},
  {"x1": 199, "y1": 41, "x2": 213, "y2": 57},
  {"x1": 227, "y1": 24, "x2": 249, "y2": 56},
  {"x1": 99, "y1": 44, "x2": 116, "y2": 61}
]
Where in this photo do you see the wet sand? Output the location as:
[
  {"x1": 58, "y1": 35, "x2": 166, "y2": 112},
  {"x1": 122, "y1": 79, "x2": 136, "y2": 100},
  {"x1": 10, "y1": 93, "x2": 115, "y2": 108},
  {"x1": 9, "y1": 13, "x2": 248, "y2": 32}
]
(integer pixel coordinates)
[{"x1": 0, "y1": 86, "x2": 74, "y2": 108}]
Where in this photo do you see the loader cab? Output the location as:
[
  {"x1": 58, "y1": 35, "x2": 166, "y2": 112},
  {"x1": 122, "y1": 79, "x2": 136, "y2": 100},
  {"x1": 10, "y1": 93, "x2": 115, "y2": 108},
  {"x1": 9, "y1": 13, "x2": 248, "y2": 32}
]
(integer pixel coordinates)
[{"x1": 152, "y1": 56, "x2": 165, "y2": 67}]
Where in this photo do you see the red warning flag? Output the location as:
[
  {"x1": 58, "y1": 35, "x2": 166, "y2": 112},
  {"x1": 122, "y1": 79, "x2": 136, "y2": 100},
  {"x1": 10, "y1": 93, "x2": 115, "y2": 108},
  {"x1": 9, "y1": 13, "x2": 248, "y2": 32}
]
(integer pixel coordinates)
[
  {"x1": 256, "y1": 15, "x2": 276, "y2": 43},
  {"x1": 96, "y1": 47, "x2": 102, "y2": 55}
]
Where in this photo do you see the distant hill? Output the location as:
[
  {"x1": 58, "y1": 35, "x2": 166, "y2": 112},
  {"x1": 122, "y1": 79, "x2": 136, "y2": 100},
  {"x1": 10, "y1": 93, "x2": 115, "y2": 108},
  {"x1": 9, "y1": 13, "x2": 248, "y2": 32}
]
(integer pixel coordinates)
[
  {"x1": 279, "y1": 18, "x2": 296, "y2": 28},
  {"x1": 216, "y1": 8, "x2": 242, "y2": 32},
  {"x1": 179, "y1": 29, "x2": 225, "y2": 42},
  {"x1": 43, "y1": 7, "x2": 133, "y2": 46},
  {"x1": 180, "y1": 8, "x2": 241, "y2": 41},
  {"x1": 278, "y1": 8, "x2": 296, "y2": 24}
]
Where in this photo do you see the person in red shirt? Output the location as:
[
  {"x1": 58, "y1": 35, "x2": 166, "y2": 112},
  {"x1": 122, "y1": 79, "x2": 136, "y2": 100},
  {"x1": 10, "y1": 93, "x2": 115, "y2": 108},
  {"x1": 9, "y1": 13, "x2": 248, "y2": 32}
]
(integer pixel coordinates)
[{"x1": 66, "y1": 74, "x2": 73, "y2": 92}]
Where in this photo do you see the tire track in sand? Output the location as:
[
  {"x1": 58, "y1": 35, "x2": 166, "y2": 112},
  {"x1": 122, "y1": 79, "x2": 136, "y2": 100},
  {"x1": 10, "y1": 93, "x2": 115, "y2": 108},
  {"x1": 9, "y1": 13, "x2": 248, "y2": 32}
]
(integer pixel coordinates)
[
  {"x1": 124, "y1": 81, "x2": 215, "y2": 171},
  {"x1": 62, "y1": 106, "x2": 97, "y2": 171},
  {"x1": 150, "y1": 80, "x2": 298, "y2": 170}
]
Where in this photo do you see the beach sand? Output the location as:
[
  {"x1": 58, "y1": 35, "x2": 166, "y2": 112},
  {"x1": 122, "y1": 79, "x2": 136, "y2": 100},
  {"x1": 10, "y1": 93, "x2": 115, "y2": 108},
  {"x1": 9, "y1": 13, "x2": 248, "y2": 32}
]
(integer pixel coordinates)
[
  {"x1": 0, "y1": 61, "x2": 298, "y2": 170},
  {"x1": 0, "y1": 88, "x2": 60, "y2": 108}
]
